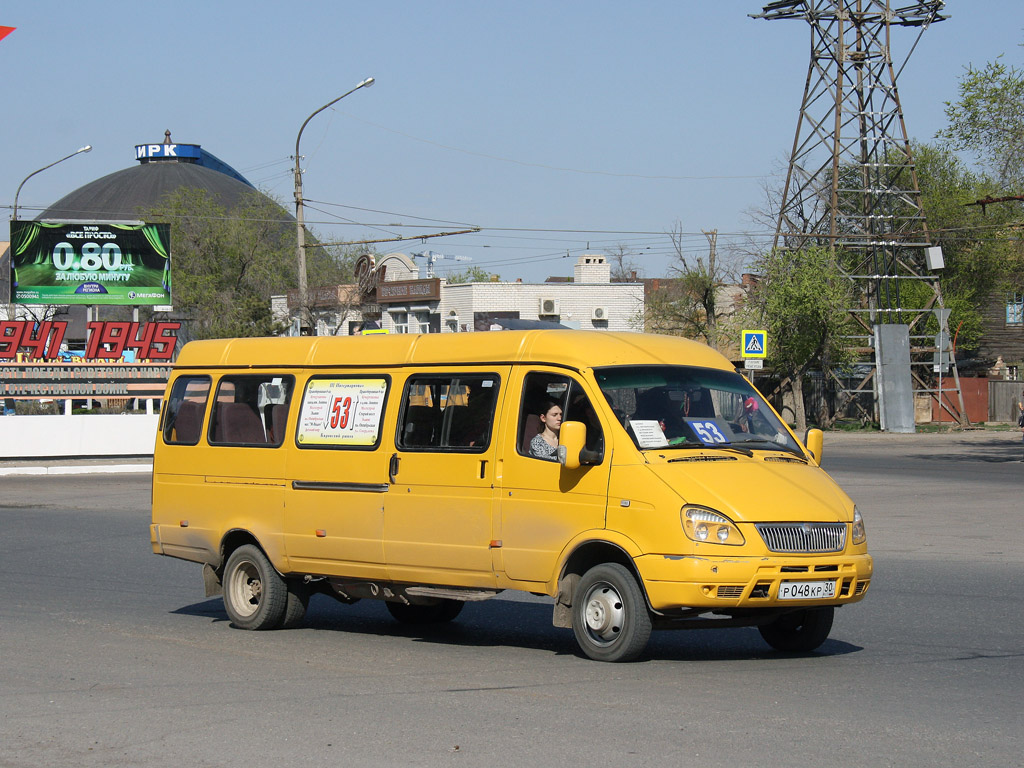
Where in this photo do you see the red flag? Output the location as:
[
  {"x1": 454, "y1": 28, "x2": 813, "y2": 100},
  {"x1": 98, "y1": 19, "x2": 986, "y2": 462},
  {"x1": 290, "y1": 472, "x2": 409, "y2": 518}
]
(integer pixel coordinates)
[{"x1": 0, "y1": 26, "x2": 15, "y2": 42}]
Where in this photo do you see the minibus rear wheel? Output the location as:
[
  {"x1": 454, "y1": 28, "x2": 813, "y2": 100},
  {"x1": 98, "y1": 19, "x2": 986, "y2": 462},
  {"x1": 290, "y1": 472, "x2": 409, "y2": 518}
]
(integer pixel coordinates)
[
  {"x1": 223, "y1": 544, "x2": 288, "y2": 630},
  {"x1": 386, "y1": 599, "x2": 463, "y2": 624},
  {"x1": 572, "y1": 563, "x2": 652, "y2": 662},
  {"x1": 280, "y1": 580, "x2": 311, "y2": 629},
  {"x1": 758, "y1": 606, "x2": 834, "y2": 652}
]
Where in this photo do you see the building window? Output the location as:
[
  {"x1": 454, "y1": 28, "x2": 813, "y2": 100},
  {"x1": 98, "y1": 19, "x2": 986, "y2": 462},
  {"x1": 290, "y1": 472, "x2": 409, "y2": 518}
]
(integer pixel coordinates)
[
  {"x1": 391, "y1": 311, "x2": 409, "y2": 334},
  {"x1": 1008, "y1": 293, "x2": 1024, "y2": 326},
  {"x1": 412, "y1": 310, "x2": 431, "y2": 333}
]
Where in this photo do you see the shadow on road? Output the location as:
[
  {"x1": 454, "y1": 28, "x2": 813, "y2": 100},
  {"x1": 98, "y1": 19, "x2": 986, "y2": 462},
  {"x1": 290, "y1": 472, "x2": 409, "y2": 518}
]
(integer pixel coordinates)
[
  {"x1": 908, "y1": 439, "x2": 1024, "y2": 463},
  {"x1": 172, "y1": 594, "x2": 863, "y2": 663}
]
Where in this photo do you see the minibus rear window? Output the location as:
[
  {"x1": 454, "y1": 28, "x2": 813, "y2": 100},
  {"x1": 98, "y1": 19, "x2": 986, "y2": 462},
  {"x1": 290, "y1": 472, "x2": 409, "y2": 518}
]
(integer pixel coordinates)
[
  {"x1": 162, "y1": 376, "x2": 211, "y2": 445},
  {"x1": 208, "y1": 375, "x2": 295, "y2": 447}
]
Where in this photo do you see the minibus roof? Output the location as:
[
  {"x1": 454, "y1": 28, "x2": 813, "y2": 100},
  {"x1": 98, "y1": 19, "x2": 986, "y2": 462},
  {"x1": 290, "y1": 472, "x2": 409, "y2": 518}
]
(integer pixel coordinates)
[{"x1": 172, "y1": 330, "x2": 733, "y2": 373}]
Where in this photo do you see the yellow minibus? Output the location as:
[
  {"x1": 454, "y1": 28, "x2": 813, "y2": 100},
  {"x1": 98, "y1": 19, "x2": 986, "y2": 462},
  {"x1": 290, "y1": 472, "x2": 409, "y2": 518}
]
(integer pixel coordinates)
[{"x1": 151, "y1": 330, "x2": 871, "y2": 662}]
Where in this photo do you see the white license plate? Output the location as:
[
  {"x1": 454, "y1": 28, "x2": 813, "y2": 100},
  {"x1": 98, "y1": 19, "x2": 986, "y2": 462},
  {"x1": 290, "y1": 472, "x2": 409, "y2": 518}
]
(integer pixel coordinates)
[{"x1": 778, "y1": 579, "x2": 837, "y2": 600}]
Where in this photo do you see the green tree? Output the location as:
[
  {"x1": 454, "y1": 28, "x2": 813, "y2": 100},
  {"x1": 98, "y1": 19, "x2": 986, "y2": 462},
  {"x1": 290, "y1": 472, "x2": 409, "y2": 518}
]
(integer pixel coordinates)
[
  {"x1": 939, "y1": 56, "x2": 1024, "y2": 189},
  {"x1": 745, "y1": 246, "x2": 856, "y2": 432},
  {"x1": 910, "y1": 141, "x2": 1024, "y2": 355},
  {"x1": 442, "y1": 266, "x2": 494, "y2": 284},
  {"x1": 145, "y1": 188, "x2": 357, "y2": 340}
]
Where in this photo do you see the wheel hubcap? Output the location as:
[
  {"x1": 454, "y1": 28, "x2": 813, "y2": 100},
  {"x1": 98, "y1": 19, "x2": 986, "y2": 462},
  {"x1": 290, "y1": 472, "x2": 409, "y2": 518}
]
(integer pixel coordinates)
[
  {"x1": 230, "y1": 561, "x2": 261, "y2": 617},
  {"x1": 583, "y1": 583, "x2": 624, "y2": 644}
]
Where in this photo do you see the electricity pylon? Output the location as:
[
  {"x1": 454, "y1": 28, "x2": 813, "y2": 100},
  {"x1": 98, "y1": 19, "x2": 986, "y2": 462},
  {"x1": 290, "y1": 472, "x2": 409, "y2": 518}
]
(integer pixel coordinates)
[{"x1": 752, "y1": 0, "x2": 967, "y2": 427}]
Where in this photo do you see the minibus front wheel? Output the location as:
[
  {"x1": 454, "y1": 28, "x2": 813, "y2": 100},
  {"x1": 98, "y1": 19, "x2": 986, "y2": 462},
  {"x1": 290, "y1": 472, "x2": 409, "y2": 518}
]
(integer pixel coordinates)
[
  {"x1": 758, "y1": 606, "x2": 834, "y2": 652},
  {"x1": 223, "y1": 544, "x2": 288, "y2": 630},
  {"x1": 572, "y1": 563, "x2": 652, "y2": 662}
]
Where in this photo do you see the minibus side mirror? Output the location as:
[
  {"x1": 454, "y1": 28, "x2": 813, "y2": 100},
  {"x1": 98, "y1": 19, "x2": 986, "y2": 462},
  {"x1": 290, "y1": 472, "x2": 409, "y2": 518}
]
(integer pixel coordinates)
[
  {"x1": 558, "y1": 421, "x2": 586, "y2": 470},
  {"x1": 804, "y1": 428, "x2": 823, "y2": 466}
]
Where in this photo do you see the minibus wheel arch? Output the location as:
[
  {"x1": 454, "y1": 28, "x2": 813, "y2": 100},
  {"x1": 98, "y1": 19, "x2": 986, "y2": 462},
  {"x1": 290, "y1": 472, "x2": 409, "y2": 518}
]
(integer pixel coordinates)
[
  {"x1": 219, "y1": 529, "x2": 263, "y2": 570},
  {"x1": 554, "y1": 541, "x2": 649, "y2": 629}
]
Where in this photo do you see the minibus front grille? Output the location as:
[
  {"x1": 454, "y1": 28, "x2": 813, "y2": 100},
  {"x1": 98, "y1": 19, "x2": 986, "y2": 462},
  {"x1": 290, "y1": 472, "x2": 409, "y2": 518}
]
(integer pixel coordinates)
[
  {"x1": 716, "y1": 585, "x2": 745, "y2": 598},
  {"x1": 754, "y1": 522, "x2": 846, "y2": 553}
]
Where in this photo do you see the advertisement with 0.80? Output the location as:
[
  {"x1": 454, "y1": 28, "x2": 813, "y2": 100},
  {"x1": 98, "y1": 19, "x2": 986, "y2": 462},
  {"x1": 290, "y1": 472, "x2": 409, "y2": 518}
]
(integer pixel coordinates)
[{"x1": 10, "y1": 221, "x2": 171, "y2": 305}]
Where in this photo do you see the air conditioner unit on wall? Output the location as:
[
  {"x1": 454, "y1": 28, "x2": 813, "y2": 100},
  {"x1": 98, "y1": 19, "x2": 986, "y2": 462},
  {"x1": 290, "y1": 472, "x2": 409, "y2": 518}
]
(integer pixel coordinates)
[
  {"x1": 539, "y1": 297, "x2": 560, "y2": 315},
  {"x1": 591, "y1": 306, "x2": 609, "y2": 321}
]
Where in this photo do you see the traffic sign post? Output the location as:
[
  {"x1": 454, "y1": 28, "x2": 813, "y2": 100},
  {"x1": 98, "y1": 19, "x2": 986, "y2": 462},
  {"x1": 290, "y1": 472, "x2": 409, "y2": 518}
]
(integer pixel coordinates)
[{"x1": 741, "y1": 330, "x2": 767, "y2": 358}]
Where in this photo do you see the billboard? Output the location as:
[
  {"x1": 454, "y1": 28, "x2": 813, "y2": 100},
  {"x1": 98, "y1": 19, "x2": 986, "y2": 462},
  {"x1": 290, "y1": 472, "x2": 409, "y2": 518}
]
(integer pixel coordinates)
[{"x1": 9, "y1": 221, "x2": 171, "y2": 305}]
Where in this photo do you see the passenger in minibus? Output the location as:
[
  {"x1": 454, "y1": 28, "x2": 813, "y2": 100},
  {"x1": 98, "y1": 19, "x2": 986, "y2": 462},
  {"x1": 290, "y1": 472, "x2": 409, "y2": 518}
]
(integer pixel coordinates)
[{"x1": 529, "y1": 400, "x2": 562, "y2": 460}]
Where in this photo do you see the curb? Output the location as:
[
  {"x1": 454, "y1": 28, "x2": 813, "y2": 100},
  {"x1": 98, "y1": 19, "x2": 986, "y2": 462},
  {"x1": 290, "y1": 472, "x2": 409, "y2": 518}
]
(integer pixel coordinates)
[{"x1": 0, "y1": 463, "x2": 153, "y2": 477}]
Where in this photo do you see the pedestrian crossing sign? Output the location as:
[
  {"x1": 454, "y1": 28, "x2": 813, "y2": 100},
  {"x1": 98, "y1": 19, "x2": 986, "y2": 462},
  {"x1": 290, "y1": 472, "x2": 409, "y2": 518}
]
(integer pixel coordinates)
[{"x1": 742, "y1": 330, "x2": 767, "y2": 358}]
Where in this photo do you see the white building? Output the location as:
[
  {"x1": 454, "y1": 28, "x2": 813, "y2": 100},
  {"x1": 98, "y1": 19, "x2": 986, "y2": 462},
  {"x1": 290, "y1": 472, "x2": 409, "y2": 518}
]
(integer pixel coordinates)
[{"x1": 274, "y1": 253, "x2": 644, "y2": 336}]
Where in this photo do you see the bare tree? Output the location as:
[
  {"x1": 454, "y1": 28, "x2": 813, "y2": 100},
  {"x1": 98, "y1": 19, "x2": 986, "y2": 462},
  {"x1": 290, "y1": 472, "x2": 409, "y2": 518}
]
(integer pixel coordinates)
[
  {"x1": 605, "y1": 243, "x2": 640, "y2": 282},
  {"x1": 644, "y1": 223, "x2": 735, "y2": 351}
]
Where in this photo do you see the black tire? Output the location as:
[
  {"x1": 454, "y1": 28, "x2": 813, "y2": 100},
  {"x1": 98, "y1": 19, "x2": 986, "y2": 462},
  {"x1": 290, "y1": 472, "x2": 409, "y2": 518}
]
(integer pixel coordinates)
[
  {"x1": 758, "y1": 606, "x2": 834, "y2": 652},
  {"x1": 222, "y1": 544, "x2": 288, "y2": 630},
  {"x1": 385, "y1": 599, "x2": 464, "y2": 624},
  {"x1": 572, "y1": 563, "x2": 652, "y2": 662},
  {"x1": 279, "y1": 579, "x2": 311, "y2": 629}
]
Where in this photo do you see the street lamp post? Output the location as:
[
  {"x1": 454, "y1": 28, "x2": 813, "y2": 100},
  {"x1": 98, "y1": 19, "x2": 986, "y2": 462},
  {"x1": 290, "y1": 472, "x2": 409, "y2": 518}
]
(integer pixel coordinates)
[
  {"x1": 13, "y1": 145, "x2": 92, "y2": 221},
  {"x1": 7, "y1": 144, "x2": 92, "y2": 314},
  {"x1": 294, "y1": 77, "x2": 374, "y2": 335}
]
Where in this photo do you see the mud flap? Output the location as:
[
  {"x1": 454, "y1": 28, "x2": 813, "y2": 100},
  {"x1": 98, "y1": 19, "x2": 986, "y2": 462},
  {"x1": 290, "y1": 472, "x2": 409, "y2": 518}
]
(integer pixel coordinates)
[
  {"x1": 552, "y1": 573, "x2": 580, "y2": 628},
  {"x1": 203, "y1": 563, "x2": 223, "y2": 597}
]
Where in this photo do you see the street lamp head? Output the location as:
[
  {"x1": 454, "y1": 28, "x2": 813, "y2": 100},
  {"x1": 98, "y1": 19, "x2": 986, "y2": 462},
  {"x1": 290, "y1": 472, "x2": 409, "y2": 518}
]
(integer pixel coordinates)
[
  {"x1": 77, "y1": 145, "x2": 92, "y2": 154},
  {"x1": 359, "y1": 77, "x2": 375, "y2": 88}
]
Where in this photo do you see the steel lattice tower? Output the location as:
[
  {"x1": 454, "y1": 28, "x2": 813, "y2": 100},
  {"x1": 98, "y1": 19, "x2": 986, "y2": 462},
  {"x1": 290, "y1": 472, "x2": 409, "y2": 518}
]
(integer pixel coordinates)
[{"x1": 752, "y1": 0, "x2": 967, "y2": 426}]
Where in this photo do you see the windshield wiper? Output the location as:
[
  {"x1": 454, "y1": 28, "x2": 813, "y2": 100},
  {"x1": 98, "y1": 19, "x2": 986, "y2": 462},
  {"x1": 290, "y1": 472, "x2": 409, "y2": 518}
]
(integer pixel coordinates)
[
  {"x1": 662, "y1": 441, "x2": 753, "y2": 459},
  {"x1": 731, "y1": 438, "x2": 807, "y2": 459}
]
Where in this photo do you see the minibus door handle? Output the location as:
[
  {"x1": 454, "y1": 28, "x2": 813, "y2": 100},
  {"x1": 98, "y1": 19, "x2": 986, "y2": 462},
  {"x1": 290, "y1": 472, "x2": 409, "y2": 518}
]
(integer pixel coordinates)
[{"x1": 389, "y1": 453, "x2": 400, "y2": 484}]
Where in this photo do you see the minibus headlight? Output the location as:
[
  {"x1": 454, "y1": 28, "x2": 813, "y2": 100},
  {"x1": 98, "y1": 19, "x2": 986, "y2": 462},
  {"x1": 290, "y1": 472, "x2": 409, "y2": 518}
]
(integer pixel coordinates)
[
  {"x1": 682, "y1": 506, "x2": 745, "y2": 546},
  {"x1": 851, "y1": 507, "x2": 866, "y2": 545}
]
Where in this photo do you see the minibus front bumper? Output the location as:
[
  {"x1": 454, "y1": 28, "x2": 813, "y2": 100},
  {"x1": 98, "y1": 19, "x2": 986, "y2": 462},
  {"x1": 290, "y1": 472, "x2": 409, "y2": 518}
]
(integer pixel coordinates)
[{"x1": 635, "y1": 552, "x2": 873, "y2": 612}]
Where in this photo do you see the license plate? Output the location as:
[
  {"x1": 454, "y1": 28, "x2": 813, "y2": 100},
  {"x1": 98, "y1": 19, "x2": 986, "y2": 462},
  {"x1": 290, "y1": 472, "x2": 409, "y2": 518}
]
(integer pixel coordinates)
[{"x1": 778, "y1": 579, "x2": 837, "y2": 600}]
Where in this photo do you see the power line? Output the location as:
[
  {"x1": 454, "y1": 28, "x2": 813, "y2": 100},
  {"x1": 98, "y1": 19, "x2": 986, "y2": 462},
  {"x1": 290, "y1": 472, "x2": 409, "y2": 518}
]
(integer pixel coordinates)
[{"x1": 336, "y1": 109, "x2": 769, "y2": 182}]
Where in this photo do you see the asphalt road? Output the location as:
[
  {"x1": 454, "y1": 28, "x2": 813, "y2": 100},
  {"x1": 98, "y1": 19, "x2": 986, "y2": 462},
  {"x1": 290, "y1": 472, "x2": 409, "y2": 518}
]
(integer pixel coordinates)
[{"x1": 1, "y1": 431, "x2": 1021, "y2": 767}]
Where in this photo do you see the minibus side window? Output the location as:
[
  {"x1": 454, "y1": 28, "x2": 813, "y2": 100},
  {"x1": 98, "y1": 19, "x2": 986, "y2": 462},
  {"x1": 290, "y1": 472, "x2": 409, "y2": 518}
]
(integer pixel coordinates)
[
  {"x1": 397, "y1": 374, "x2": 499, "y2": 452},
  {"x1": 162, "y1": 376, "x2": 211, "y2": 445},
  {"x1": 518, "y1": 373, "x2": 604, "y2": 462},
  {"x1": 208, "y1": 374, "x2": 295, "y2": 447}
]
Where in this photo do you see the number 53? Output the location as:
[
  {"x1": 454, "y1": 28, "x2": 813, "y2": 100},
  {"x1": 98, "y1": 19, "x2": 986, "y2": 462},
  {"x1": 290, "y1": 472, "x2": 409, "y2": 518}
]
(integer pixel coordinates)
[{"x1": 690, "y1": 420, "x2": 727, "y2": 444}]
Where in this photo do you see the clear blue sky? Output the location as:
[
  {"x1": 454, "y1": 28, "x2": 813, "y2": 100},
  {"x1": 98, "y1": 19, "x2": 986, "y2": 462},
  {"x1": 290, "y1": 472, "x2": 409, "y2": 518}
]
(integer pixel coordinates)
[{"x1": 2, "y1": 1, "x2": 1021, "y2": 283}]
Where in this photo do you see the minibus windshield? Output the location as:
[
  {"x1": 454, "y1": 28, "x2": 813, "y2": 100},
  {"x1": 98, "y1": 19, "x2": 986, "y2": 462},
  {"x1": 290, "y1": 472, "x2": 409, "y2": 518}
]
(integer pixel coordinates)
[{"x1": 594, "y1": 365, "x2": 803, "y2": 455}]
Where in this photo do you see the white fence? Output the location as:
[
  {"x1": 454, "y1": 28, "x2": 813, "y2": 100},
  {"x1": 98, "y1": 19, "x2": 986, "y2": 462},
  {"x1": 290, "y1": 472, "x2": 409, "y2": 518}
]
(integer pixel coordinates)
[{"x1": 0, "y1": 414, "x2": 159, "y2": 459}]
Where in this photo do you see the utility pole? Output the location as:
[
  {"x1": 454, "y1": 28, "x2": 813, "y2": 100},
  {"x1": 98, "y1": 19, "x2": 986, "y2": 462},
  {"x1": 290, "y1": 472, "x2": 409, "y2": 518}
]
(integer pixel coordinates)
[{"x1": 702, "y1": 229, "x2": 718, "y2": 351}]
